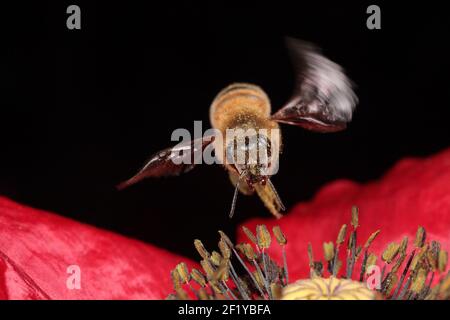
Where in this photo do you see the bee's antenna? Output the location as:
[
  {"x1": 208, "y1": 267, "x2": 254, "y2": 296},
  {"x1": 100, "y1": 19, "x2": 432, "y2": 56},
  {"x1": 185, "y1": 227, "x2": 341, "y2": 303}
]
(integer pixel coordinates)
[
  {"x1": 267, "y1": 178, "x2": 286, "y2": 212},
  {"x1": 229, "y1": 171, "x2": 246, "y2": 218}
]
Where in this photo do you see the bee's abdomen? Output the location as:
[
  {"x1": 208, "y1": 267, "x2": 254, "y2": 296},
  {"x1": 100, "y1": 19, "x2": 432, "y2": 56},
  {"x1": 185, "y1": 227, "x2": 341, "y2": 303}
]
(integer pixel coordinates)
[{"x1": 209, "y1": 83, "x2": 272, "y2": 132}]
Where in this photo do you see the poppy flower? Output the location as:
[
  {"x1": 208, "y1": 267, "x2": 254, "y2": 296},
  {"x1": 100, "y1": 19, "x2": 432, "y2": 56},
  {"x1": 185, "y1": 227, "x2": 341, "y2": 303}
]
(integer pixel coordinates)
[
  {"x1": 169, "y1": 148, "x2": 450, "y2": 300},
  {"x1": 1, "y1": 148, "x2": 450, "y2": 300},
  {"x1": 234, "y1": 146, "x2": 450, "y2": 297},
  {"x1": 0, "y1": 197, "x2": 196, "y2": 299}
]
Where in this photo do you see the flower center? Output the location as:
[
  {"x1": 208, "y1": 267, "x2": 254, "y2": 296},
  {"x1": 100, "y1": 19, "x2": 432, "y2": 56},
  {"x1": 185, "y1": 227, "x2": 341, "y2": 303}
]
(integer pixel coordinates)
[{"x1": 281, "y1": 277, "x2": 376, "y2": 300}]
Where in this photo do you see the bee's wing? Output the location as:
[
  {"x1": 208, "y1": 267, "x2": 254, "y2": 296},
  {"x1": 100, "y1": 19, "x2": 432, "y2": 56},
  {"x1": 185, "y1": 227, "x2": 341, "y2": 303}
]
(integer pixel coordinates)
[
  {"x1": 117, "y1": 135, "x2": 215, "y2": 190},
  {"x1": 271, "y1": 37, "x2": 358, "y2": 133}
]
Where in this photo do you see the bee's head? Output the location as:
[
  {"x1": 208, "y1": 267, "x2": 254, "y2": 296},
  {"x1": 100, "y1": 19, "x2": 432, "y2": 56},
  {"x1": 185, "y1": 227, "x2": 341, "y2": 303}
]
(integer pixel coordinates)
[
  {"x1": 228, "y1": 164, "x2": 284, "y2": 219},
  {"x1": 244, "y1": 164, "x2": 268, "y2": 187},
  {"x1": 226, "y1": 131, "x2": 282, "y2": 219},
  {"x1": 226, "y1": 132, "x2": 274, "y2": 184}
]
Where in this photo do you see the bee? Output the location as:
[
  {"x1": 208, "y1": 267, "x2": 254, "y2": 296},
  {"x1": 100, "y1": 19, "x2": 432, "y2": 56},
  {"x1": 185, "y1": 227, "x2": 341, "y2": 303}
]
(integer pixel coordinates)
[{"x1": 117, "y1": 38, "x2": 358, "y2": 219}]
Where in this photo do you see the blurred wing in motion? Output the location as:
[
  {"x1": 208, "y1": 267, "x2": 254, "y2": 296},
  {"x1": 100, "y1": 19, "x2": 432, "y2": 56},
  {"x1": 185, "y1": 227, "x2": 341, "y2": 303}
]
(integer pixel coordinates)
[
  {"x1": 117, "y1": 135, "x2": 215, "y2": 190},
  {"x1": 272, "y1": 37, "x2": 358, "y2": 133}
]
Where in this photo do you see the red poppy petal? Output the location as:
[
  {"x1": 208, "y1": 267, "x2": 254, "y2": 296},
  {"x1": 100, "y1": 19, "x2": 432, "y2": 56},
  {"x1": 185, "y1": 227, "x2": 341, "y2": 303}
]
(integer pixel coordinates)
[
  {"x1": 238, "y1": 148, "x2": 450, "y2": 282},
  {"x1": 0, "y1": 197, "x2": 193, "y2": 299}
]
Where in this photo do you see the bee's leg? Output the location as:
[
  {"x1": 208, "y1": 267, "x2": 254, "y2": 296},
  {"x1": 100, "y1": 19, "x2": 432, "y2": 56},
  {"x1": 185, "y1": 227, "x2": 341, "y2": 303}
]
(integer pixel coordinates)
[
  {"x1": 254, "y1": 179, "x2": 284, "y2": 219},
  {"x1": 228, "y1": 171, "x2": 254, "y2": 195}
]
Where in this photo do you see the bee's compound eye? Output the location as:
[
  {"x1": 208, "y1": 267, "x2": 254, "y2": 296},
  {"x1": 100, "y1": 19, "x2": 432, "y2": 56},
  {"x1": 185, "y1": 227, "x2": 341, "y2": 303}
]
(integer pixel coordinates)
[{"x1": 225, "y1": 141, "x2": 236, "y2": 164}]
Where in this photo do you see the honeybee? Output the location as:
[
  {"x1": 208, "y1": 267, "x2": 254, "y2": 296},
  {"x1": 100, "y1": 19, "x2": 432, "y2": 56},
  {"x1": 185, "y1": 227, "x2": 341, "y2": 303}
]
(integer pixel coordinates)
[{"x1": 117, "y1": 38, "x2": 358, "y2": 219}]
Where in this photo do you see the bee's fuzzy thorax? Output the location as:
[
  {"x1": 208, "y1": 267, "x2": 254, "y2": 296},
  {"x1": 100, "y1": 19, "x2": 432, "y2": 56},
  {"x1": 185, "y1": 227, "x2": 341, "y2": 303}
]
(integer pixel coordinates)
[{"x1": 209, "y1": 82, "x2": 273, "y2": 132}]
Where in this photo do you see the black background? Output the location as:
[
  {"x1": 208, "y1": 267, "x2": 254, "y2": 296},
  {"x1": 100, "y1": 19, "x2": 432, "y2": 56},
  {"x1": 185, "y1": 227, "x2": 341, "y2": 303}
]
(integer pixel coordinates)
[{"x1": 1, "y1": 1, "x2": 449, "y2": 259}]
